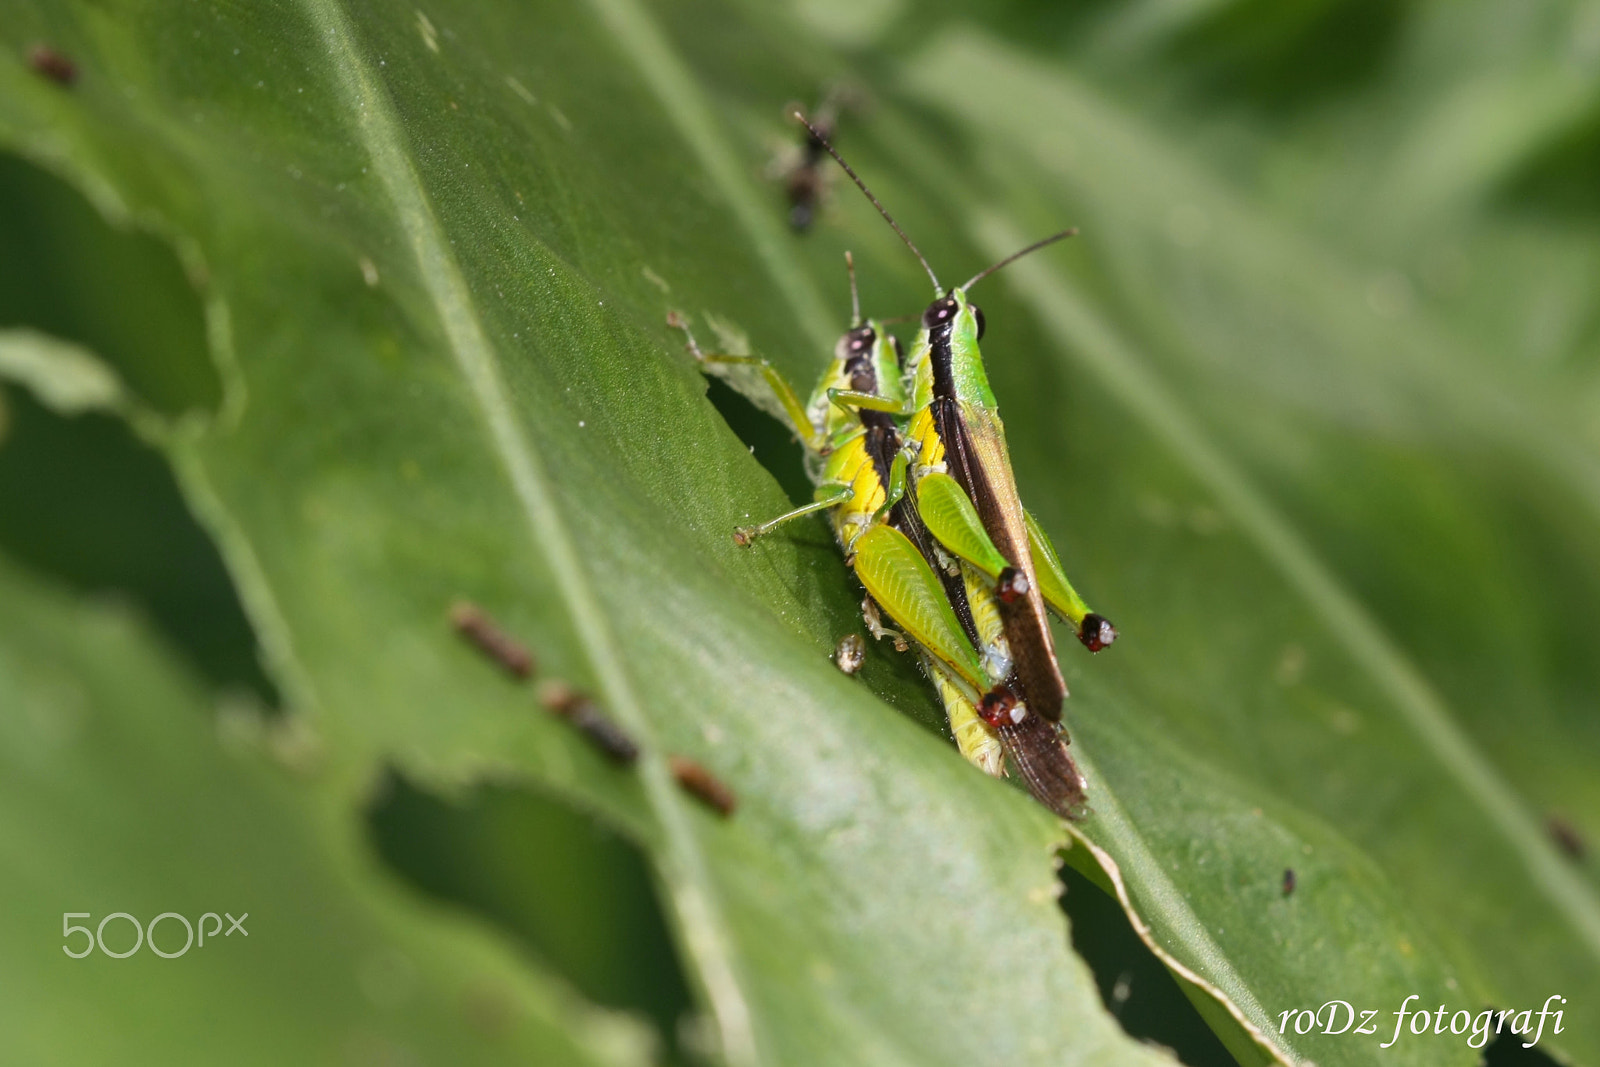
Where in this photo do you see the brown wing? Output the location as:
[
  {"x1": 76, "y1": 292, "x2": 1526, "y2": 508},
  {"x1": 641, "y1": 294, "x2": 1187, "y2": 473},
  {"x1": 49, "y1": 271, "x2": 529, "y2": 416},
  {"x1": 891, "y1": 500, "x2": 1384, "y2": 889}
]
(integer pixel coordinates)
[
  {"x1": 935, "y1": 396, "x2": 1068, "y2": 719},
  {"x1": 996, "y1": 708, "x2": 1087, "y2": 818}
]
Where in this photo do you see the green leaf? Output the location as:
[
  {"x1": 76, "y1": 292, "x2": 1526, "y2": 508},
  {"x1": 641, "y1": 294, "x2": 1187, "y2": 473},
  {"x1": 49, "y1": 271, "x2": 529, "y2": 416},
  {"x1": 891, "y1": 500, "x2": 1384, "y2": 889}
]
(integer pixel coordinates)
[
  {"x1": 1, "y1": 1, "x2": 1596, "y2": 1065},
  {"x1": 0, "y1": 551, "x2": 651, "y2": 1066},
  {"x1": 0, "y1": 3, "x2": 1170, "y2": 1065}
]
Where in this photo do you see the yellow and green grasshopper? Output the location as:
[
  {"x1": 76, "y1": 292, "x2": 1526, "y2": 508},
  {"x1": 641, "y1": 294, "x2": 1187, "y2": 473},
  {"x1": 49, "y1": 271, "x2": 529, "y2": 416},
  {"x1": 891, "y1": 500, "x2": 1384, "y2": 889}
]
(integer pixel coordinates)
[
  {"x1": 669, "y1": 260, "x2": 994, "y2": 742},
  {"x1": 792, "y1": 115, "x2": 1117, "y2": 801},
  {"x1": 675, "y1": 241, "x2": 1103, "y2": 814}
]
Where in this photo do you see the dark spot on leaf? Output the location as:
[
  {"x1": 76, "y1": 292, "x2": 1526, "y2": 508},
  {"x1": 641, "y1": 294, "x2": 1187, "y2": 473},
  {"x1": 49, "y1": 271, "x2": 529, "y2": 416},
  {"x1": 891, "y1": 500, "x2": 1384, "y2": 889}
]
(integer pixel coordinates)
[{"x1": 27, "y1": 44, "x2": 78, "y2": 86}]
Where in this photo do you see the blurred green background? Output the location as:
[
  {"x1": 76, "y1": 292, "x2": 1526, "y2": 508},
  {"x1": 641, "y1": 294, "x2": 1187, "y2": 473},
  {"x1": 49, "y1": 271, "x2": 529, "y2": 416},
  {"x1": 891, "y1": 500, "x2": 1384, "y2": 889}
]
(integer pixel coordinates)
[{"x1": 1, "y1": 1, "x2": 1597, "y2": 1065}]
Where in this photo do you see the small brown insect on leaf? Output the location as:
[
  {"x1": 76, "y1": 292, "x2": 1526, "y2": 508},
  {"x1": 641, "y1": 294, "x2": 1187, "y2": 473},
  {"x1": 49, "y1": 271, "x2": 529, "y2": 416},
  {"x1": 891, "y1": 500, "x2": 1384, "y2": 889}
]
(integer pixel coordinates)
[
  {"x1": 449, "y1": 600, "x2": 534, "y2": 679},
  {"x1": 1547, "y1": 814, "x2": 1587, "y2": 861},
  {"x1": 27, "y1": 44, "x2": 78, "y2": 86},
  {"x1": 538, "y1": 680, "x2": 639, "y2": 765},
  {"x1": 669, "y1": 755, "x2": 736, "y2": 816}
]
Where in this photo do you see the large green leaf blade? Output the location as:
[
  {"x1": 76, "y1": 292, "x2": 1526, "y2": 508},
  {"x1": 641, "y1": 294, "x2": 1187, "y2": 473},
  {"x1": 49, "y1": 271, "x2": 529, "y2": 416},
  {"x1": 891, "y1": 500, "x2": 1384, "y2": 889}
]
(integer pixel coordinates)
[
  {"x1": 0, "y1": 3, "x2": 1174, "y2": 1065},
  {"x1": 3, "y1": 1, "x2": 1597, "y2": 1065}
]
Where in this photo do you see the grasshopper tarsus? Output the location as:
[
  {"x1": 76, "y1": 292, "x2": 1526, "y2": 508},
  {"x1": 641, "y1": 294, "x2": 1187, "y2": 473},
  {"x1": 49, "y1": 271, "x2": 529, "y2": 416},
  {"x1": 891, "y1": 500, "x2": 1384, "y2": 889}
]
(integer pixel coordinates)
[
  {"x1": 978, "y1": 685, "x2": 1024, "y2": 729},
  {"x1": 28, "y1": 43, "x2": 78, "y2": 86},
  {"x1": 1547, "y1": 814, "x2": 1587, "y2": 860}
]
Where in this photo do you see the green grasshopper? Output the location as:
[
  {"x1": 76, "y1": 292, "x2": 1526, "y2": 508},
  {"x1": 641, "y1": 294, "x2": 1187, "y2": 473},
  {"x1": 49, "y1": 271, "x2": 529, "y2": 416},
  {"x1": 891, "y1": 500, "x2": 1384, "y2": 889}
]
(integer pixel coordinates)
[
  {"x1": 797, "y1": 115, "x2": 1116, "y2": 735},
  {"x1": 676, "y1": 254, "x2": 1090, "y2": 813},
  {"x1": 669, "y1": 259, "x2": 987, "y2": 714}
]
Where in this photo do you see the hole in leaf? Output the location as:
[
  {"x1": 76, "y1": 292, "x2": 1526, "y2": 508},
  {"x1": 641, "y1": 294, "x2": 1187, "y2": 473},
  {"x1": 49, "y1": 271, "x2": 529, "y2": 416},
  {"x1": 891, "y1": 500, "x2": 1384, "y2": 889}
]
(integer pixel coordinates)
[
  {"x1": 0, "y1": 152, "x2": 220, "y2": 416},
  {"x1": 368, "y1": 771, "x2": 699, "y2": 1063},
  {"x1": 702, "y1": 374, "x2": 813, "y2": 506},
  {"x1": 0, "y1": 382, "x2": 275, "y2": 704},
  {"x1": 1059, "y1": 863, "x2": 1237, "y2": 1067},
  {"x1": 1483, "y1": 1021, "x2": 1565, "y2": 1066},
  {"x1": 0, "y1": 151, "x2": 270, "y2": 704}
]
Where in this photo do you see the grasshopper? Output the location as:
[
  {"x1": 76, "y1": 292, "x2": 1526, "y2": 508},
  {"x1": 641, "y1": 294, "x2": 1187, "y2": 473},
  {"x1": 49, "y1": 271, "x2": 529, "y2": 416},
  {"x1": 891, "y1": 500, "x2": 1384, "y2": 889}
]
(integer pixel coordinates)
[
  {"x1": 676, "y1": 252, "x2": 1092, "y2": 814},
  {"x1": 798, "y1": 115, "x2": 1116, "y2": 734}
]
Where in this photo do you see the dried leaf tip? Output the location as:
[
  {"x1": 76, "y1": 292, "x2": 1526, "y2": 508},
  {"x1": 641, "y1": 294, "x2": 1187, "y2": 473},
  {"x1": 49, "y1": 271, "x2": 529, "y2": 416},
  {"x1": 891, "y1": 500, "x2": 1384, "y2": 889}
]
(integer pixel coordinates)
[{"x1": 449, "y1": 600, "x2": 534, "y2": 679}]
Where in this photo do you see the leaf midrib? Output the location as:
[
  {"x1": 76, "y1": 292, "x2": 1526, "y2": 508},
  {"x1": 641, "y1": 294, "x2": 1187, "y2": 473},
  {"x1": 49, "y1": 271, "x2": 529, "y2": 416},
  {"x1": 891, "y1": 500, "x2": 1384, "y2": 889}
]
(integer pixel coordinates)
[{"x1": 290, "y1": 2, "x2": 762, "y2": 1063}]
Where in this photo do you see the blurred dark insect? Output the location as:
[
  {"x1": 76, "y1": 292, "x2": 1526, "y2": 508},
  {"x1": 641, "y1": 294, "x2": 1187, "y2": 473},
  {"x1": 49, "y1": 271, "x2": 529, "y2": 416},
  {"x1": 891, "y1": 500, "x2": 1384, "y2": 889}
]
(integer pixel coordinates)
[
  {"x1": 27, "y1": 44, "x2": 78, "y2": 86},
  {"x1": 774, "y1": 87, "x2": 860, "y2": 231},
  {"x1": 1546, "y1": 815, "x2": 1587, "y2": 861},
  {"x1": 669, "y1": 755, "x2": 737, "y2": 816},
  {"x1": 449, "y1": 599, "x2": 534, "y2": 679},
  {"x1": 1282, "y1": 868, "x2": 1297, "y2": 897},
  {"x1": 539, "y1": 680, "x2": 640, "y2": 765}
]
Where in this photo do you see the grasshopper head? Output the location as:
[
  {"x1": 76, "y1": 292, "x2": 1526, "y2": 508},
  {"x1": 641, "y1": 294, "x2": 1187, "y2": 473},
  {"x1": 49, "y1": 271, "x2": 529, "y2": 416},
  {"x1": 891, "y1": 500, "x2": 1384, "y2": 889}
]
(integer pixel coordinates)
[
  {"x1": 839, "y1": 323, "x2": 881, "y2": 393},
  {"x1": 836, "y1": 320, "x2": 906, "y2": 402},
  {"x1": 921, "y1": 289, "x2": 986, "y2": 342}
]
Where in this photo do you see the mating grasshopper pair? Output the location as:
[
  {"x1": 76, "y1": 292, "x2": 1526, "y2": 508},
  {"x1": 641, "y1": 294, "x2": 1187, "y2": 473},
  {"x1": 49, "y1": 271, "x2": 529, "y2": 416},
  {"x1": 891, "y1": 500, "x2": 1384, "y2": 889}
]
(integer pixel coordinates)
[{"x1": 676, "y1": 118, "x2": 1114, "y2": 817}]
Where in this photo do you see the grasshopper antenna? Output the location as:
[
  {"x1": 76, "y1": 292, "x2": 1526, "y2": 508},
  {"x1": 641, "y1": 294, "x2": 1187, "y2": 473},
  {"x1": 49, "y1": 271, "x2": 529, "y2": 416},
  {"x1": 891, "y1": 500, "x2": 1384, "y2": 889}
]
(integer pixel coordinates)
[
  {"x1": 794, "y1": 111, "x2": 943, "y2": 296},
  {"x1": 845, "y1": 251, "x2": 862, "y2": 327},
  {"x1": 961, "y1": 228, "x2": 1078, "y2": 292}
]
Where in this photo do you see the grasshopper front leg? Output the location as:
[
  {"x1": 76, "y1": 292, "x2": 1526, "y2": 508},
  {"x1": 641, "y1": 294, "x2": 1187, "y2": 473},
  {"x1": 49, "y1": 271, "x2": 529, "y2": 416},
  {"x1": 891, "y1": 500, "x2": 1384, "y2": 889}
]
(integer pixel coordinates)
[
  {"x1": 733, "y1": 482, "x2": 855, "y2": 546},
  {"x1": 826, "y1": 387, "x2": 909, "y2": 416},
  {"x1": 670, "y1": 312, "x2": 830, "y2": 454}
]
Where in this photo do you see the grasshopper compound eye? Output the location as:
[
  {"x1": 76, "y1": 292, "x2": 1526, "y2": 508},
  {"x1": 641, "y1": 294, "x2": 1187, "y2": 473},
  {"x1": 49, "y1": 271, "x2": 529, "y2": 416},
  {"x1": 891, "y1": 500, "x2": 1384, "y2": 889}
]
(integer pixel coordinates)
[
  {"x1": 845, "y1": 325, "x2": 876, "y2": 355},
  {"x1": 970, "y1": 304, "x2": 986, "y2": 341},
  {"x1": 921, "y1": 297, "x2": 959, "y2": 329}
]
